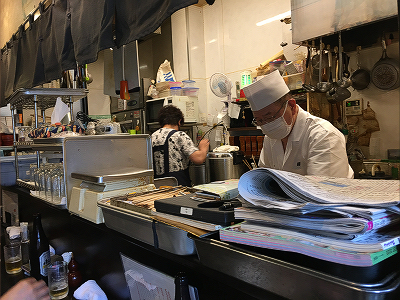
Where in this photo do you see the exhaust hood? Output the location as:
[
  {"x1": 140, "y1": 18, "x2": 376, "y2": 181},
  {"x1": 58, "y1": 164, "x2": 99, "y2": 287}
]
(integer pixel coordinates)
[{"x1": 291, "y1": 0, "x2": 398, "y2": 44}]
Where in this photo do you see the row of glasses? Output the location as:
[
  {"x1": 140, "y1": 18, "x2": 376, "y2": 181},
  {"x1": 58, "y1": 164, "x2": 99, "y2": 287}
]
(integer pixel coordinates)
[{"x1": 29, "y1": 163, "x2": 66, "y2": 204}]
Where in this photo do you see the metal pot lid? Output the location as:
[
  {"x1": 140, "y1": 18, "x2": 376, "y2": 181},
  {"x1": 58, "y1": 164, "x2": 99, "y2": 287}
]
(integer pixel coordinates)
[
  {"x1": 371, "y1": 61, "x2": 400, "y2": 90},
  {"x1": 207, "y1": 152, "x2": 234, "y2": 158}
]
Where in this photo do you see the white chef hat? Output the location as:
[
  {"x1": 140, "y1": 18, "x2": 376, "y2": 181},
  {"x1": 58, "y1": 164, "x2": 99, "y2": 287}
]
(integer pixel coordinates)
[{"x1": 243, "y1": 70, "x2": 289, "y2": 111}]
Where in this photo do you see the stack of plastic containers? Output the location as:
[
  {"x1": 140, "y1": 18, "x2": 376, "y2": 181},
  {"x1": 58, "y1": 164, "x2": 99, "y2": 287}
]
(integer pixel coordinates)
[{"x1": 182, "y1": 80, "x2": 199, "y2": 97}]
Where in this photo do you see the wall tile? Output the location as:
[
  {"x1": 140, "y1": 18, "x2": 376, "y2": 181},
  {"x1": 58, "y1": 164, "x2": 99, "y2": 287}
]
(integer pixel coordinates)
[{"x1": 171, "y1": 9, "x2": 189, "y2": 81}]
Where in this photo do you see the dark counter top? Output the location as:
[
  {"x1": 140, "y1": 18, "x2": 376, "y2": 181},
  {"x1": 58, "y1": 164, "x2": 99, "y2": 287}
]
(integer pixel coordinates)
[{"x1": 0, "y1": 186, "x2": 282, "y2": 300}]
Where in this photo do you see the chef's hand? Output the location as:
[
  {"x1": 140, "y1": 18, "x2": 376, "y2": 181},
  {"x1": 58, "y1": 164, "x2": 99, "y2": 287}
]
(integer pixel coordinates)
[
  {"x1": 198, "y1": 138, "x2": 210, "y2": 152},
  {"x1": 1, "y1": 278, "x2": 50, "y2": 300}
]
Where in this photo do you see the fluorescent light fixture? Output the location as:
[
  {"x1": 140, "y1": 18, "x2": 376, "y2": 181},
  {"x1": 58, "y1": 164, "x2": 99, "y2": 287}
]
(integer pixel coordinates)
[
  {"x1": 208, "y1": 39, "x2": 217, "y2": 44},
  {"x1": 256, "y1": 10, "x2": 291, "y2": 26}
]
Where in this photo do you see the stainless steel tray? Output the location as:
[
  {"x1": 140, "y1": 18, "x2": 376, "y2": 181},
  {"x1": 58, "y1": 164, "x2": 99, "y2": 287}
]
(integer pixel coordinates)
[
  {"x1": 190, "y1": 234, "x2": 400, "y2": 300},
  {"x1": 98, "y1": 199, "x2": 196, "y2": 255},
  {"x1": 6, "y1": 88, "x2": 87, "y2": 110},
  {"x1": 33, "y1": 137, "x2": 65, "y2": 144},
  {"x1": 71, "y1": 169, "x2": 154, "y2": 183}
]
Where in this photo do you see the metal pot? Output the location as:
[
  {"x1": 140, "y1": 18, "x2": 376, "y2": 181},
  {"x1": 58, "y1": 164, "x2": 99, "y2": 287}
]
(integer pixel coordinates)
[
  {"x1": 350, "y1": 46, "x2": 370, "y2": 90},
  {"x1": 189, "y1": 163, "x2": 207, "y2": 185},
  {"x1": 206, "y1": 151, "x2": 247, "y2": 182},
  {"x1": 371, "y1": 38, "x2": 400, "y2": 90}
]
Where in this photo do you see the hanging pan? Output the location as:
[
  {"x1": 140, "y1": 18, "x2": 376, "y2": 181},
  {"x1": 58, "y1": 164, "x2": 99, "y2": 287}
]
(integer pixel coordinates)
[
  {"x1": 350, "y1": 46, "x2": 370, "y2": 90},
  {"x1": 371, "y1": 37, "x2": 400, "y2": 90}
]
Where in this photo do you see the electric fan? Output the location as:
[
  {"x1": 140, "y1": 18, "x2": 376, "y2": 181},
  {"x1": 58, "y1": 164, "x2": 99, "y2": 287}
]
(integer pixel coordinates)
[{"x1": 209, "y1": 72, "x2": 232, "y2": 109}]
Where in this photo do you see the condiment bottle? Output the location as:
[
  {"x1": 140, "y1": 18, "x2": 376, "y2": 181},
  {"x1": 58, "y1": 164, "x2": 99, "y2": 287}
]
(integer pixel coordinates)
[
  {"x1": 68, "y1": 253, "x2": 83, "y2": 291},
  {"x1": 29, "y1": 213, "x2": 51, "y2": 282},
  {"x1": 135, "y1": 120, "x2": 141, "y2": 134}
]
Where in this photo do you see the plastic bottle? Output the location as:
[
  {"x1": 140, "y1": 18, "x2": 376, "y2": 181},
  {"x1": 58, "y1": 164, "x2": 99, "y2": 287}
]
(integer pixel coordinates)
[
  {"x1": 29, "y1": 213, "x2": 51, "y2": 282},
  {"x1": 196, "y1": 129, "x2": 203, "y2": 143},
  {"x1": 174, "y1": 272, "x2": 190, "y2": 300},
  {"x1": 135, "y1": 120, "x2": 141, "y2": 134}
]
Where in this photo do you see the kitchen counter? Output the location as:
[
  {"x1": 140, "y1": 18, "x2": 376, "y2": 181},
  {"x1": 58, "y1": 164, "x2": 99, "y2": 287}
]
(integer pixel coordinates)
[
  {"x1": 2, "y1": 185, "x2": 399, "y2": 299},
  {"x1": 0, "y1": 185, "x2": 284, "y2": 300}
]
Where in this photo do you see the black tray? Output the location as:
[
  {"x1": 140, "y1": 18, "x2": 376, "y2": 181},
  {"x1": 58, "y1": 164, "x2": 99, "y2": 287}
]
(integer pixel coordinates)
[
  {"x1": 154, "y1": 194, "x2": 239, "y2": 226},
  {"x1": 190, "y1": 233, "x2": 400, "y2": 300}
]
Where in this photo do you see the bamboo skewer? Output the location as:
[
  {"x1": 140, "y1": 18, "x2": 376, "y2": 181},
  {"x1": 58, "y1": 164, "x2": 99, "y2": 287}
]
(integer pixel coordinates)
[
  {"x1": 243, "y1": 159, "x2": 252, "y2": 170},
  {"x1": 251, "y1": 154, "x2": 258, "y2": 168}
]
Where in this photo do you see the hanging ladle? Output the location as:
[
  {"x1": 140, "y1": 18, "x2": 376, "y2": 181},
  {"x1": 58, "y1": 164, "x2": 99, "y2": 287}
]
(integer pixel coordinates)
[
  {"x1": 326, "y1": 32, "x2": 351, "y2": 102},
  {"x1": 337, "y1": 33, "x2": 352, "y2": 89},
  {"x1": 316, "y1": 41, "x2": 333, "y2": 93}
]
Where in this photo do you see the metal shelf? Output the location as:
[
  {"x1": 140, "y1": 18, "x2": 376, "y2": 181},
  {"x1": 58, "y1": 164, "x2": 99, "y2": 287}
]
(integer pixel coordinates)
[{"x1": 6, "y1": 88, "x2": 88, "y2": 110}]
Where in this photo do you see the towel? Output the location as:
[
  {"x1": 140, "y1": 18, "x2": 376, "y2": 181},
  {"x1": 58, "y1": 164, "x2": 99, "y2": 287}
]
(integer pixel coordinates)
[
  {"x1": 6, "y1": 226, "x2": 21, "y2": 239},
  {"x1": 51, "y1": 97, "x2": 69, "y2": 124},
  {"x1": 73, "y1": 280, "x2": 107, "y2": 300}
]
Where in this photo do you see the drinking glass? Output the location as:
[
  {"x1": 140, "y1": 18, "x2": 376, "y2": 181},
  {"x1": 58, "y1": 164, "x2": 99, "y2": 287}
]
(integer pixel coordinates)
[
  {"x1": 47, "y1": 261, "x2": 69, "y2": 299},
  {"x1": 4, "y1": 244, "x2": 22, "y2": 274},
  {"x1": 29, "y1": 163, "x2": 37, "y2": 184}
]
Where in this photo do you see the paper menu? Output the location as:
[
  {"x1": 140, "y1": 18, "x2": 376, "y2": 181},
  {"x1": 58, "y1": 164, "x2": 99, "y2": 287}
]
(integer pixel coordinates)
[{"x1": 121, "y1": 254, "x2": 198, "y2": 300}]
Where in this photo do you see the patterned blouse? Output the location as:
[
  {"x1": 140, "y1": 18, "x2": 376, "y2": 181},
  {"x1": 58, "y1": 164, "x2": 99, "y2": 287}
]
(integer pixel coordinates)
[{"x1": 151, "y1": 128, "x2": 198, "y2": 176}]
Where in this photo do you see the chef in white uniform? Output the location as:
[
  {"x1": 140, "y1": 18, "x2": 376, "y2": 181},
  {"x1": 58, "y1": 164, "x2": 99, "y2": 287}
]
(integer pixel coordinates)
[{"x1": 243, "y1": 70, "x2": 353, "y2": 178}]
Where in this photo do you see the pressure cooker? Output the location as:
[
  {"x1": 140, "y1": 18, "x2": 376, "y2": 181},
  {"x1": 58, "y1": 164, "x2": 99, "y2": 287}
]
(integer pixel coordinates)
[{"x1": 206, "y1": 151, "x2": 248, "y2": 182}]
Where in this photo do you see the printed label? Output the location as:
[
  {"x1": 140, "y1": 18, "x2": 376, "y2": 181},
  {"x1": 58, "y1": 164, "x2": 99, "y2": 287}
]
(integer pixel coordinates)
[
  {"x1": 380, "y1": 238, "x2": 400, "y2": 250},
  {"x1": 367, "y1": 216, "x2": 390, "y2": 231},
  {"x1": 371, "y1": 247, "x2": 398, "y2": 265},
  {"x1": 180, "y1": 207, "x2": 193, "y2": 216},
  {"x1": 39, "y1": 251, "x2": 51, "y2": 277}
]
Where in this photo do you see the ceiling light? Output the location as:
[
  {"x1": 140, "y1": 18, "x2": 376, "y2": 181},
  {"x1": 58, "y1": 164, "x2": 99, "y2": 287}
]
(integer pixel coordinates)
[{"x1": 256, "y1": 10, "x2": 291, "y2": 26}]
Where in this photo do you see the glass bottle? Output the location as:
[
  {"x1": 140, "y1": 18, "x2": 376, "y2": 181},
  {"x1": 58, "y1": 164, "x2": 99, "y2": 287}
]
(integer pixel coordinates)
[
  {"x1": 68, "y1": 253, "x2": 83, "y2": 292},
  {"x1": 20, "y1": 222, "x2": 30, "y2": 270},
  {"x1": 29, "y1": 213, "x2": 51, "y2": 282},
  {"x1": 174, "y1": 272, "x2": 190, "y2": 300}
]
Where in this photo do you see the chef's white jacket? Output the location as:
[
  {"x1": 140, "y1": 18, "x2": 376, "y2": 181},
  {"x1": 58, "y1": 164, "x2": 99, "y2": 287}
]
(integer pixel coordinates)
[{"x1": 259, "y1": 106, "x2": 354, "y2": 178}]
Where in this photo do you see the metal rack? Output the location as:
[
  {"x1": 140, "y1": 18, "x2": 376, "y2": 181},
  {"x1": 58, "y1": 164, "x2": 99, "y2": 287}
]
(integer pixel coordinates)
[{"x1": 6, "y1": 88, "x2": 88, "y2": 184}]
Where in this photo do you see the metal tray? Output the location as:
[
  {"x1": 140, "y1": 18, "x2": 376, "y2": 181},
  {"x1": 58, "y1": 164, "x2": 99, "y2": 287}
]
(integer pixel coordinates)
[
  {"x1": 98, "y1": 199, "x2": 196, "y2": 256},
  {"x1": 190, "y1": 234, "x2": 400, "y2": 300},
  {"x1": 6, "y1": 88, "x2": 87, "y2": 110},
  {"x1": 71, "y1": 169, "x2": 154, "y2": 183}
]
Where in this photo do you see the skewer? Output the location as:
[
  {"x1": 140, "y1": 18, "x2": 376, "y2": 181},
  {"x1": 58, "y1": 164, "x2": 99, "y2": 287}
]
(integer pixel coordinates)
[
  {"x1": 243, "y1": 159, "x2": 252, "y2": 170},
  {"x1": 251, "y1": 155, "x2": 258, "y2": 168}
]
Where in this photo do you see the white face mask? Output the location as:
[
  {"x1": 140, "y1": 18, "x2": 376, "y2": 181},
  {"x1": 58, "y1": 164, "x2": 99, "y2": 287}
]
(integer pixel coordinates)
[{"x1": 260, "y1": 102, "x2": 293, "y2": 140}]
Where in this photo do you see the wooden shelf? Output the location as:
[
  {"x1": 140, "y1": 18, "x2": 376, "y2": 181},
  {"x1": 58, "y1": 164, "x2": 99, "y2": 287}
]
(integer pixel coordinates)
[{"x1": 228, "y1": 127, "x2": 263, "y2": 137}]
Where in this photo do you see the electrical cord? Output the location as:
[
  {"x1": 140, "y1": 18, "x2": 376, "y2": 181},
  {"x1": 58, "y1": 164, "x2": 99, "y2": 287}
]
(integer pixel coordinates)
[
  {"x1": 196, "y1": 121, "x2": 224, "y2": 146},
  {"x1": 76, "y1": 111, "x2": 98, "y2": 125}
]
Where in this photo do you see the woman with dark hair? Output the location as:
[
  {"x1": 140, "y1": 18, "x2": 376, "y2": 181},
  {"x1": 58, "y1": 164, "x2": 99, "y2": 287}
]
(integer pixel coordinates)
[{"x1": 151, "y1": 105, "x2": 209, "y2": 186}]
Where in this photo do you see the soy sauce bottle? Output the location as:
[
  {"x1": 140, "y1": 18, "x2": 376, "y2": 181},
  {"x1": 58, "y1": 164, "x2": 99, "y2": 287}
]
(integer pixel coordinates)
[
  {"x1": 174, "y1": 272, "x2": 190, "y2": 300},
  {"x1": 29, "y1": 213, "x2": 51, "y2": 282}
]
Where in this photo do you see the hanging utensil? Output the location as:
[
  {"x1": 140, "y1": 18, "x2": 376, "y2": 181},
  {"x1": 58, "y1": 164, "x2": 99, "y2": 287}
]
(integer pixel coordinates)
[
  {"x1": 329, "y1": 32, "x2": 351, "y2": 102},
  {"x1": 350, "y1": 46, "x2": 371, "y2": 90},
  {"x1": 337, "y1": 33, "x2": 352, "y2": 89},
  {"x1": 317, "y1": 42, "x2": 333, "y2": 93},
  {"x1": 371, "y1": 35, "x2": 400, "y2": 90},
  {"x1": 302, "y1": 42, "x2": 317, "y2": 92},
  {"x1": 120, "y1": 45, "x2": 130, "y2": 100}
]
